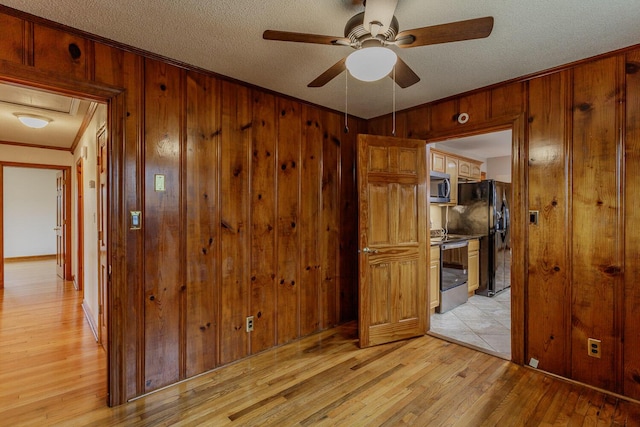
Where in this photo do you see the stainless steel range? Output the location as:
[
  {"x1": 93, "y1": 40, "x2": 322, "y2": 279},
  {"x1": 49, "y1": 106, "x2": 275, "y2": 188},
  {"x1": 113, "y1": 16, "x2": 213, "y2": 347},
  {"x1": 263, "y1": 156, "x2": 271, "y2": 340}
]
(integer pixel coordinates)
[{"x1": 437, "y1": 238, "x2": 469, "y2": 313}]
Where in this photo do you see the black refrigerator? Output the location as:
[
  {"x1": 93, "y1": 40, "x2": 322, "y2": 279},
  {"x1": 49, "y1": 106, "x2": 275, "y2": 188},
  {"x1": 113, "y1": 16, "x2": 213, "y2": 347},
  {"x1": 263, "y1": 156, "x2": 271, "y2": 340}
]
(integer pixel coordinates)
[{"x1": 447, "y1": 180, "x2": 511, "y2": 296}]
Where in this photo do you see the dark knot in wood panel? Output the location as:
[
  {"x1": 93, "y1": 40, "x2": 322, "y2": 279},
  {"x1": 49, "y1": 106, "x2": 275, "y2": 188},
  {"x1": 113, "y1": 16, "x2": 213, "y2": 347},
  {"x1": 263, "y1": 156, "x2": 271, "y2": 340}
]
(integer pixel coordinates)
[
  {"x1": 160, "y1": 84, "x2": 167, "y2": 91},
  {"x1": 281, "y1": 164, "x2": 287, "y2": 170},
  {"x1": 601, "y1": 265, "x2": 622, "y2": 275},
  {"x1": 251, "y1": 276, "x2": 256, "y2": 281},
  {"x1": 202, "y1": 248, "x2": 207, "y2": 255},
  {"x1": 209, "y1": 237, "x2": 213, "y2": 245},
  {"x1": 149, "y1": 295, "x2": 155, "y2": 301},
  {"x1": 68, "y1": 43, "x2": 81, "y2": 60},
  {"x1": 221, "y1": 220, "x2": 234, "y2": 231},
  {"x1": 577, "y1": 103, "x2": 592, "y2": 112},
  {"x1": 626, "y1": 62, "x2": 640, "y2": 75},
  {"x1": 211, "y1": 129, "x2": 222, "y2": 137},
  {"x1": 528, "y1": 116, "x2": 535, "y2": 123},
  {"x1": 306, "y1": 120, "x2": 312, "y2": 126},
  {"x1": 291, "y1": 281, "x2": 295, "y2": 286},
  {"x1": 241, "y1": 122, "x2": 252, "y2": 131},
  {"x1": 266, "y1": 151, "x2": 271, "y2": 157},
  {"x1": 291, "y1": 222, "x2": 296, "y2": 228},
  {"x1": 199, "y1": 325, "x2": 206, "y2": 331},
  {"x1": 233, "y1": 167, "x2": 242, "y2": 177},
  {"x1": 126, "y1": 112, "x2": 131, "y2": 117},
  {"x1": 596, "y1": 199, "x2": 604, "y2": 206},
  {"x1": 258, "y1": 194, "x2": 262, "y2": 200},
  {"x1": 257, "y1": 312, "x2": 262, "y2": 318},
  {"x1": 632, "y1": 371, "x2": 640, "y2": 384},
  {"x1": 253, "y1": 150, "x2": 259, "y2": 157},
  {"x1": 554, "y1": 266, "x2": 560, "y2": 272},
  {"x1": 332, "y1": 137, "x2": 341, "y2": 146},
  {"x1": 551, "y1": 200, "x2": 558, "y2": 207},
  {"x1": 291, "y1": 161, "x2": 296, "y2": 168},
  {"x1": 280, "y1": 279, "x2": 285, "y2": 284},
  {"x1": 267, "y1": 225, "x2": 273, "y2": 231}
]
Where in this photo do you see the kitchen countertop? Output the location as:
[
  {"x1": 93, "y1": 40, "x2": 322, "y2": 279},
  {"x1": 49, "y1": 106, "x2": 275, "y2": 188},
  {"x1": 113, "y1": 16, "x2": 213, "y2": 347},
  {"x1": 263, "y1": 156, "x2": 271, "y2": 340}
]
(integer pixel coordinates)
[{"x1": 430, "y1": 234, "x2": 484, "y2": 246}]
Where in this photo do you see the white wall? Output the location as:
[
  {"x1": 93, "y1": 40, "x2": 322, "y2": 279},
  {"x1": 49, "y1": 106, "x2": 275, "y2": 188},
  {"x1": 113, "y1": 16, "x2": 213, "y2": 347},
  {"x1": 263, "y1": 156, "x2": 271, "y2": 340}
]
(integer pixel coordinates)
[
  {"x1": 72, "y1": 104, "x2": 106, "y2": 332},
  {"x1": 3, "y1": 167, "x2": 59, "y2": 257},
  {"x1": 486, "y1": 156, "x2": 512, "y2": 183}
]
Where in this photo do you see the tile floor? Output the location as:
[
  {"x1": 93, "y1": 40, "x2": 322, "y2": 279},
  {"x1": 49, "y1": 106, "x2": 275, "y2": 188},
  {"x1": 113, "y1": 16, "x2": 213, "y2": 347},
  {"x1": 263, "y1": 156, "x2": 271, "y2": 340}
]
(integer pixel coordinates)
[{"x1": 430, "y1": 288, "x2": 511, "y2": 358}]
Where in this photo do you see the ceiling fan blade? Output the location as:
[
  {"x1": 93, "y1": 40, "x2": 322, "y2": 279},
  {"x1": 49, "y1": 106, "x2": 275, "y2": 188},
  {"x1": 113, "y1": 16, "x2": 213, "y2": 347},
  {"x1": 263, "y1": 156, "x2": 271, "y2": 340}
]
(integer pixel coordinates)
[
  {"x1": 393, "y1": 57, "x2": 420, "y2": 88},
  {"x1": 363, "y1": 0, "x2": 399, "y2": 36},
  {"x1": 396, "y1": 16, "x2": 494, "y2": 48},
  {"x1": 263, "y1": 30, "x2": 350, "y2": 46},
  {"x1": 308, "y1": 58, "x2": 347, "y2": 87}
]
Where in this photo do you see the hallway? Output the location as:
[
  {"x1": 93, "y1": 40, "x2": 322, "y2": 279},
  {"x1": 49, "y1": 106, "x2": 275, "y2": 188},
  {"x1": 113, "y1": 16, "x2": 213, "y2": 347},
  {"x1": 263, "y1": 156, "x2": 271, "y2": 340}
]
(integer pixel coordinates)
[{"x1": 0, "y1": 259, "x2": 107, "y2": 424}]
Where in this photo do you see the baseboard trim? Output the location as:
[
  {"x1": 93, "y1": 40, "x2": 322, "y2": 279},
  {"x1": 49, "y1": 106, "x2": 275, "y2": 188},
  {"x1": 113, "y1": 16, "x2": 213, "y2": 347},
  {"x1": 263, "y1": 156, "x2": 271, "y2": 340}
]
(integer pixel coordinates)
[
  {"x1": 82, "y1": 301, "x2": 99, "y2": 342},
  {"x1": 4, "y1": 254, "x2": 56, "y2": 263}
]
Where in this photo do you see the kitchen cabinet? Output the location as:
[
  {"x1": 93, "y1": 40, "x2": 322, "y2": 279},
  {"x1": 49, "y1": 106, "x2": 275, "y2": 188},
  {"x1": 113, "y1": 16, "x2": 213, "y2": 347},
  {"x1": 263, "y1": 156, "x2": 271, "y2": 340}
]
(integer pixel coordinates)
[
  {"x1": 458, "y1": 159, "x2": 482, "y2": 181},
  {"x1": 430, "y1": 245, "x2": 440, "y2": 309},
  {"x1": 468, "y1": 239, "x2": 479, "y2": 294},
  {"x1": 431, "y1": 151, "x2": 446, "y2": 173}
]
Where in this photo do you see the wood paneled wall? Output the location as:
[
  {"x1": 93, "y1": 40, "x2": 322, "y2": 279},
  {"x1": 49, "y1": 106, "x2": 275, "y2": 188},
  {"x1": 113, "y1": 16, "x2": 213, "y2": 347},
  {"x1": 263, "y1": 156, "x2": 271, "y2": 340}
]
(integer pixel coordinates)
[
  {"x1": 368, "y1": 45, "x2": 640, "y2": 400},
  {"x1": 0, "y1": 6, "x2": 363, "y2": 404}
]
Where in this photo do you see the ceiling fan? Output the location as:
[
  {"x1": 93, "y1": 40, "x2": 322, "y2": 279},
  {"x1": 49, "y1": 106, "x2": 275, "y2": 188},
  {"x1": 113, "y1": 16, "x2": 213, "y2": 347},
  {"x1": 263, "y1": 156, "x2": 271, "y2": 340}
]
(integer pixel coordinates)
[{"x1": 263, "y1": 0, "x2": 494, "y2": 88}]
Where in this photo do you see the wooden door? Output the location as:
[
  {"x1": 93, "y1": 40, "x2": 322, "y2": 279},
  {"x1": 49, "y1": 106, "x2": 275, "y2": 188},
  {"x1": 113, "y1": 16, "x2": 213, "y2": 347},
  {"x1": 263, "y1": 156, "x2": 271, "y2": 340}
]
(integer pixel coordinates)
[
  {"x1": 55, "y1": 171, "x2": 65, "y2": 279},
  {"x1": 97, "y1": 127, "x2": 108, "y2": 350},
  {"x1": 76, "y1": 159, "x2": 84, "y2": 291},
  {"x1": 358, "y1": 134, "x2": 428, "y2": 348}
]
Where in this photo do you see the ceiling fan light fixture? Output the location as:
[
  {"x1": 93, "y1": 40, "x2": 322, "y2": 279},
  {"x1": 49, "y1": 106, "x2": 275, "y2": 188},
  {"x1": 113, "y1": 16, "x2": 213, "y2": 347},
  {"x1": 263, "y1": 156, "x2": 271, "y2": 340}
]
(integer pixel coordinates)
[
  {"x1": 14, "y1": 113, "x2": 52, "y2": 129},
  {"x1": 346, "y1": 46, "x2": 397, "y2": 82}
]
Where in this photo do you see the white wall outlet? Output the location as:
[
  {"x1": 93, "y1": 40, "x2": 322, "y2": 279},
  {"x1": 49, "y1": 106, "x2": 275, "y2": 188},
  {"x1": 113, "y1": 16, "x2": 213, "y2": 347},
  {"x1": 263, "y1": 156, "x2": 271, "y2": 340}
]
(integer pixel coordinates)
[{"x1": 246, "y1": 316, "x2": 254, "y2": 332}]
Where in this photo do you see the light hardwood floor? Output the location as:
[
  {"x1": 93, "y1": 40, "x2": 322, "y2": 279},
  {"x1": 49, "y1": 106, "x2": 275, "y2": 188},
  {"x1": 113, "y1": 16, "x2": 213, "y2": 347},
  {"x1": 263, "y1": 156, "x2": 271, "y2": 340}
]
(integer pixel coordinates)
[{"x1": 2, "y1": 260, "x2": 640, "y2": 426}]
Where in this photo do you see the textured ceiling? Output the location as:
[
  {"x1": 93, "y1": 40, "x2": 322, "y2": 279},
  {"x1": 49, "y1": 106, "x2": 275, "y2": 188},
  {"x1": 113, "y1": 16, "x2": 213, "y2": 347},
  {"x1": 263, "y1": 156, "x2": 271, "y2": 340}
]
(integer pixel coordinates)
[{"x1": 1, "y1": 0, "x2": 639, "y2": 119}]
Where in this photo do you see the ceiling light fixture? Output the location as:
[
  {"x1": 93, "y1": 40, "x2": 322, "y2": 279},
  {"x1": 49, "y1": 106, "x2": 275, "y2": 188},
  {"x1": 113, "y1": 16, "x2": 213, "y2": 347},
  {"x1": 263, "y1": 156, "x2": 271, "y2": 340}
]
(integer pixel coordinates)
[
  {"x1": 345, "y1": 44, "x2": 397, "y2": 82},
  {"x1": 14, "y1": 113, "x2": 52, "y2": 129}
]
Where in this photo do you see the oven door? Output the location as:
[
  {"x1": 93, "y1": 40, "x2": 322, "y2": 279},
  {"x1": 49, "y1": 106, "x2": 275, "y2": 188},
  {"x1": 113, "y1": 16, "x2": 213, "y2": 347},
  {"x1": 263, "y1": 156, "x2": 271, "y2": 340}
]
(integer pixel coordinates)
[{"x1": 440, "y1": 240, "x2": 469, "y2": 291}]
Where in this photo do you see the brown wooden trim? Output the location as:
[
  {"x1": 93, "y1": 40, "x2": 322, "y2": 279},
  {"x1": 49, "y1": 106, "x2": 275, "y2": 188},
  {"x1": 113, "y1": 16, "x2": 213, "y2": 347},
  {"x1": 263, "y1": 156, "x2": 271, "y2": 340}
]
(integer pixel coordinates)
[
  {"x1": 372, "y1": 44, "x2": 640, "y2": 121},
  {"x1": 70, "y1": 102, "x2": 100, "y2": 153},
  {"x1": 0, "y1": 160, "x2": 71, "y2": 169},
  {"x1": 23, "y1": 20, "x2": 34, "y2": 66},
  {"x1": 0, "y1": 5, "x2": 367, "y2": 121},
  {"x1": 76, "y1": 158, "x2": 84, "y2": 292},
  {"x1": 424, "y1": 113, "x2": 527, "y2": 366},
  {"x1": 5, "y1": 254, "x2": 56, "y2": 262},
  {"x1": 0, "y1": 139, "x2": 71, "y2": 152}
]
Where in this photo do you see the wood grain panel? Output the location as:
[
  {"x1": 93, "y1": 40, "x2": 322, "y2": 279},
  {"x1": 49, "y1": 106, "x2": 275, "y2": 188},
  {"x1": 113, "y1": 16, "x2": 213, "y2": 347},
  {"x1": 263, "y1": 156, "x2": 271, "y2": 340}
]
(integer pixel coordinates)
[
  {"x1": 33, "y1": 24, "x2": 90, "y2": 80},
  {"x1": 491, "y1": 82, "x2": 525, "y2": 118},
  {"x1": 219, "y1": 80, "x2": 251, "y2": 364},
  {"x1": 0, "y1": 14, "x2": 26, "y2": 64},
  {"x1": 624, "y1": 50, "x2": 640, "y2": 400},
  {"x1": 250, "y1": 90, "x2": 277, "y2": 354},
  {"x1": 320, "y1": 111, "x2": 342, "y2": 329},
  {"x1": 276, "y1": 98, "x2": 301, "y2": 344},
  {"x1": 397, "y1": 260, "x2": 418, "y2": 320},
  {"x1": 405, "y1": 107, "x2": 430, "y2": 139},
  {"x1": 526, "y1": 72, "x2": 570, "y2": 377},
  {"x1": 300, "y1": 105, "x2": 322, "y2": 336},
  {"x1": 339, "y1": 117, "x2": 362, "y2": 323},
  {"x1": 370, "y1": 263, "x2": 391, "y2": 325},
  {"x1": 367, "y1": 112, "x2": 407, "y2": 138},
  {"x1": 143, "y1": 59, "x2": 184, "y2": 392},
  {"x1": 571, "y1": 56, "x2": 621, "y2": 392},
  {"x1": 185, "y1": 71, "x2": 219, "y2": 376},
  {"x1": 458, "y1": 91, "x2": 489, "y2": 125},
  {"x1": 429, "y1": 99, "x2": 457, "y2": 132}
]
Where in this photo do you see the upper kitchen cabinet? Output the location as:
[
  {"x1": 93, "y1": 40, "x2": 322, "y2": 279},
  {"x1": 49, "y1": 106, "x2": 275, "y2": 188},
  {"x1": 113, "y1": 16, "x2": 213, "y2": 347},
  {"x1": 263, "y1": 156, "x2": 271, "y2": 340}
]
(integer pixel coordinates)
[{"x1": 430, "y1": 148, "x2": 482, "y2": 204}]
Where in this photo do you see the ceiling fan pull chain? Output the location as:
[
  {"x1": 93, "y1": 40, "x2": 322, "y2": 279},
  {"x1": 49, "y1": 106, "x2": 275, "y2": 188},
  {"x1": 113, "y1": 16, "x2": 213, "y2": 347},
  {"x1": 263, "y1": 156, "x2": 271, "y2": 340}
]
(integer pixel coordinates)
[
  {"x1": 344, "y1": 71, "x2": 349, "y2": 133},
  {"x1": 392, "y1": 65, "x2": 396, "y2": 137}
]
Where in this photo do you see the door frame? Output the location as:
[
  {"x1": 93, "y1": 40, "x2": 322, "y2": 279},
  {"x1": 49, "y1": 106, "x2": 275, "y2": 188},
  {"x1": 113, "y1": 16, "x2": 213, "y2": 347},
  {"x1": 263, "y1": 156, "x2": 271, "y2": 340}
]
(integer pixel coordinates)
[
  {"x1": 76, "y1": 158, "x2": 84, "y2": 292},
  {"x1": 0, "y1": 162, "x2": 71, "y2": 287},
  {"x1": 0, "y1": 59, "x2": 126, "y2": 405},
  {"x1": 425, "y1": 114, "x2": 527, "y2": 365}
]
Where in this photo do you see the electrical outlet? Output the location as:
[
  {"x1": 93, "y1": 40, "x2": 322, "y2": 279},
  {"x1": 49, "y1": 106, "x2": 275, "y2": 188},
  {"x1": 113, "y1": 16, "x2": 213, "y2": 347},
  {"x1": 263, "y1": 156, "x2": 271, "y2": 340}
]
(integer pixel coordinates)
[
  {"x1": 246, "y1": 316, "x2": 254, "y2": 332},
  {"x1": 587, "y1": 338, "x2": 601, "y2": 358}
]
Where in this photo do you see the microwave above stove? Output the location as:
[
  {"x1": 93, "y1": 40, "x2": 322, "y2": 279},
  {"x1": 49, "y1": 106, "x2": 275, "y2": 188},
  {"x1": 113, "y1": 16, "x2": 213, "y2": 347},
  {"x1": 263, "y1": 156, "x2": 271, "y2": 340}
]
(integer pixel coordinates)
[{"x1": 430, "y1": 171, "x2": 451, "y2": 203}]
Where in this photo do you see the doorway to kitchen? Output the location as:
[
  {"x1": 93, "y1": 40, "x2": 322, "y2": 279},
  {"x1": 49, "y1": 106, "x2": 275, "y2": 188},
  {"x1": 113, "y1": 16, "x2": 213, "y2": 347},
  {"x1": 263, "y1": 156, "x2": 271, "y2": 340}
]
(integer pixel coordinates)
[{"x1": 428, "y1": 129, "x2": 513, "y2": 359}]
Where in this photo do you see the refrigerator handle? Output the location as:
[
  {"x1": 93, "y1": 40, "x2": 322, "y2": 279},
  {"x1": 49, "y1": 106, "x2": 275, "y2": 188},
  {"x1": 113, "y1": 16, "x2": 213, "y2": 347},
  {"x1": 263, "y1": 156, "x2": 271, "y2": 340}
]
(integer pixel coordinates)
[{"x1": 503, "y1": 199, "x2": 510, "y2": 235}]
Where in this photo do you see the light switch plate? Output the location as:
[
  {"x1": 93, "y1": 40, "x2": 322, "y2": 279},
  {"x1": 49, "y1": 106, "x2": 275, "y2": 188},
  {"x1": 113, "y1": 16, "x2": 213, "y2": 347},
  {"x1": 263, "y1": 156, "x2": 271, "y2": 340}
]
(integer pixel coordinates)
[
  {"x1": 130, "y1": 211, "x2": 142, "y2": 230},
  {"x1": 154, "y1": 174, "x2": 165, "y2": 192}
]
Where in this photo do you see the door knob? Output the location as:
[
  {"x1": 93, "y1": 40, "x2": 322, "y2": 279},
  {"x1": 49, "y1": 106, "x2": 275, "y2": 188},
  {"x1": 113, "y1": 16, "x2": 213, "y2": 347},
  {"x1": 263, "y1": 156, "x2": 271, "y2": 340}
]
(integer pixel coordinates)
[{"x1": 362, "y1": 247, "x2": 379, "y2": 254}]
